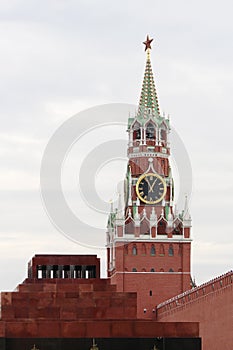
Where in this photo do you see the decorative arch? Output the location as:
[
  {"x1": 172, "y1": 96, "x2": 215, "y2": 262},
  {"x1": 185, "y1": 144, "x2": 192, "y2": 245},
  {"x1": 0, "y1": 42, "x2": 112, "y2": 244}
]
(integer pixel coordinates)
[
  {"x1": 169, "y1": 268, "x2": 174, "y2": 272},
  {"x1": 159, "y1": 123, "x2": 166, "y2": 144},
  {"x1": 125, "y1": 217, "x2": 134, "y2": 235},
  {"x1": 160, "y1": 268, "x2": 164, "y2": 272},
  {"x1": 132, "y1": 267, "x2": 137, "y2": 272},
  {"x1": 142, "y1": 268, "x2": 146, "y2": 272},
  {"x1": 146, "y1": 122, "x2": 155, "y2": 139},
  {"x1": 140, "y1": 218, "x2": 150, "y2": 236},
  {"x1": 150, "y1": 268, "x2": 155, "y2": 272},
  {"x1": 133, "y1": 121, "x2": 141, "y2": 140},
  {"x1": 173, "y1": 218, "x2": 183, "y2": 235},
  {"x1": 161, "y1": 120, "x2": 168, "y2": 129},
  {"x1": 157, "y1": 218, "x2": 167, "y2": 234}
]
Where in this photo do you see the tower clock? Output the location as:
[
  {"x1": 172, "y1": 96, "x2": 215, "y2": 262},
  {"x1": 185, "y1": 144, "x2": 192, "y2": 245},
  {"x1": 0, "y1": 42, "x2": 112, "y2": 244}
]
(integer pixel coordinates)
[{"x1": 136, "y1": 173, "x2": 166, "y2": 204}]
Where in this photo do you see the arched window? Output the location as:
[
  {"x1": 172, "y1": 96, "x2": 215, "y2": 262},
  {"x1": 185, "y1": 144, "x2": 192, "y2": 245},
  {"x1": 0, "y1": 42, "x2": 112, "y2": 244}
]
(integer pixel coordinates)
[
  {"x1": 159, "y1": 244, "x2": 165, "y2": 256},
  {"x1": 146, "y1": 122, "x2": 155, "y2": 139},
  {"x1": 132, "y1": 245, "x2": 137, "y2": 256},
  {"x1": 150, "y1": 244, "x2": 156, "y2": 256},
  {"x1": 136, "y1": 129, "x2": 141, "y2": 139},
  {"x1": 140, "y1": 219, "x2": 150, "y2": 236},
  {"x1": 160, "y1": 268, "x2": 164, "y2": 272},
  {"x1": 174, "y1": 219, "x2": 183, "y2": 235},
  {"x1": 157, "y1": 219, "x2": 166, "y2": 234},
  {"x1": 168, "y1": 244, "x2": 174, "y2": 256},
  {"x1": 178, "y1": 268, "x2": 182, "y2": 272},
  {"x1": 169, "y1": 268, "x2": 174, "y2": 272},
  {"x1": 160, "y1": 127, "x2": 167, "y2": 143},
  {"x1": 133, "y1": 122, "x2": 141, "y2": 140},
  {"x1": 142, "y1": 268, "x2": 146, "y2": 272},
  {"x1": 132, "y1": 268, "x2": 137, "y2": 272},
  {"x1": 150, "y1": 268, "x2": 155, "y2": 272},
  {"x1": 125, "y1": 218, "x2": 134, "y2": 235},
  {"x1": 141, "y1": 244, "x2": 146, "y2": 255}
]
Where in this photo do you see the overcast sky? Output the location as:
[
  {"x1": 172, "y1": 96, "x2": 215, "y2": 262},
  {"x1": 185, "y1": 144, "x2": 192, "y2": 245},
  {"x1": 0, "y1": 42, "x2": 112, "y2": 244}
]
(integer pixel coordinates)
[{"x1": 0, "y1": 0, "x2": 232, "y2": 291}]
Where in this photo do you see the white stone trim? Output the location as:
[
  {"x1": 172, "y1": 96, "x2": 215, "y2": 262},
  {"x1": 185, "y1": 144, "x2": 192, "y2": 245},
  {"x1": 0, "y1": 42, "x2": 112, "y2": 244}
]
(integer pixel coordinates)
[
  {"x1": 129, "y1": 152, "x2": 169, "y2": 159},
  {"x1": 112, "y1": 237, "x2": 192, "y2": 243}
]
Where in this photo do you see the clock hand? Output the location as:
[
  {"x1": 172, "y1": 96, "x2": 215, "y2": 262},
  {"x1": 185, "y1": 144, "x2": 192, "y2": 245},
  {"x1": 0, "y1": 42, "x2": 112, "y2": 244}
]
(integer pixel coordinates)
[
  {"x1": 149, "y1": 178, "x2": 157, "y2": 193},
  {"x1": 145, "y1": 177, "x2": 154, "y2": 193},
  {"x1": 145, "y1": 177, "x2": 152, "y2": 191}
]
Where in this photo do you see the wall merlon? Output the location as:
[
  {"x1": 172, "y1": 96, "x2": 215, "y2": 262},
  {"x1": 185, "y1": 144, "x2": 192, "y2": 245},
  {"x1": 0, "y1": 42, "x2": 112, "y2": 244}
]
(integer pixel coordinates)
[{"x1": 157, "y1": 270, "x2": 233, "y2": 318}]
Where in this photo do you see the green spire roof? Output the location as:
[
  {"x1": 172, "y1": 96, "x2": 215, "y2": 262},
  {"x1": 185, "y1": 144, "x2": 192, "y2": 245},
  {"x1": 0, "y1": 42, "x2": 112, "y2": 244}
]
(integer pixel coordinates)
[
  {"x1": 128, "y1": 36, "x2": 169, "y2": 129},
  {"x1": 138, "y1": 49, "x2": 160, "y2": 118}
]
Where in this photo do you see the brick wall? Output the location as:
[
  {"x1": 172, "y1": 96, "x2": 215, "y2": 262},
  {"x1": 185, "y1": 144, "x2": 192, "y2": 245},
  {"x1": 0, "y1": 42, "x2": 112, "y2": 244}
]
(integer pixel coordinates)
[
  {"x1": 110, "y1": 241, "x2": 191, "y2": 318},
  {"x1": 157, "y1": 271, "x2": 233, "y2": 350}
]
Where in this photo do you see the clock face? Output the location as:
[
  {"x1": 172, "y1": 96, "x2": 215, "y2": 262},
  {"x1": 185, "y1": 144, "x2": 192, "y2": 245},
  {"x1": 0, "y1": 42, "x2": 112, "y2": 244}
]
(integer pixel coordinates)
[{"x1": 136, "y1": 173, "x2": 166, "y2": 204}]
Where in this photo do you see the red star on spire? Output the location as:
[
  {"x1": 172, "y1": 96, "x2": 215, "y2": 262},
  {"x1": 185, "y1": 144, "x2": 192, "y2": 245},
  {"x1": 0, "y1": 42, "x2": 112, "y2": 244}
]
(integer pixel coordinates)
[{"x1": 143, "y1": 35, "x2": 153, "y2": 51}]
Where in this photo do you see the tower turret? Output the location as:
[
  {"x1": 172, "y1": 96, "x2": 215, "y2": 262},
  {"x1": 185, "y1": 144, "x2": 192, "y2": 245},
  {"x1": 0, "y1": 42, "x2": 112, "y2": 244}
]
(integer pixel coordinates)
[{"x1": 106, "y1": 36, "x2": 192, "y2": 318}]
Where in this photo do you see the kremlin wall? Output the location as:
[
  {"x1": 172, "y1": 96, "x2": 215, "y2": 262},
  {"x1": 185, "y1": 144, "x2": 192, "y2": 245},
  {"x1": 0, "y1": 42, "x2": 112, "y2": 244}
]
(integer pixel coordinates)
[{"x1": 157, "y1": 271, "x2": 233, "y2": 349}]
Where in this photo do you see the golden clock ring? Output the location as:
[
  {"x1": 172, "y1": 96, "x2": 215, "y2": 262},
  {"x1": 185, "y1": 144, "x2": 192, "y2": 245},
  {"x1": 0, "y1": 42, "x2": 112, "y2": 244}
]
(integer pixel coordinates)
[{"x1": 136, "y1": 172, "x2": 167, "y2": 204}]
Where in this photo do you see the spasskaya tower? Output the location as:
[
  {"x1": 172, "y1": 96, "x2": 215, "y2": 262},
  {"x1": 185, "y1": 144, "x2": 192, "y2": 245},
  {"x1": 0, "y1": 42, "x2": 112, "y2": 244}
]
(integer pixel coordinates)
[{"x1": 106, "y1": 36, "x2": 192, "y2": 318}]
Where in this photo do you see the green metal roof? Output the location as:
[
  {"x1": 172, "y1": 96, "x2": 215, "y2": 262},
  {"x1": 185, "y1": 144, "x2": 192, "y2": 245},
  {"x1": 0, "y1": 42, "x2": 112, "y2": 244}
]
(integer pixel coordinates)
[{"x1": 127, "y1": 51, "x2": 170, "y2": 129}]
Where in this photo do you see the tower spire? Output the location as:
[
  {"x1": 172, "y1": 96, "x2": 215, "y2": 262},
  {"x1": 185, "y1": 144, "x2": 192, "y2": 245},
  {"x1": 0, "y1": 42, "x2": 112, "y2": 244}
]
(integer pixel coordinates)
[{"x1": 138, "y1": 35, "x2": 160, "y2": 118}]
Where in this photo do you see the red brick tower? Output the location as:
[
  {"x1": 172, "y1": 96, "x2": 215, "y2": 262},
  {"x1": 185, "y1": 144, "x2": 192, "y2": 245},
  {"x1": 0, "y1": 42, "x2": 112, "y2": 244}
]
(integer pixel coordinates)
[{"x1": 106, "y1": 36, "x2": 192, "y2": 318}]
